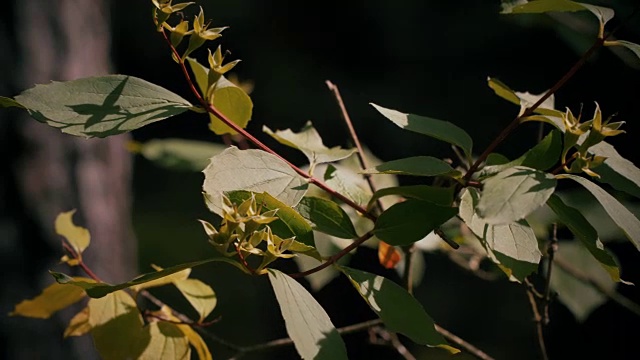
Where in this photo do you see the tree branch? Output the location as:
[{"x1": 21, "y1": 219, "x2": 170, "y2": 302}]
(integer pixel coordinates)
[
  {"x1": 542, "y1": 224, "x2": 558, "y2": 324},
  {"x1": 434, "y1": 325, "x2": 495, "y2": 360},
  {"x1": 526, "y1": 289, "x2": 549, "y2": 360},
  {"x1": 159, "y1": 30, "x2": 376, "y2": 221}
]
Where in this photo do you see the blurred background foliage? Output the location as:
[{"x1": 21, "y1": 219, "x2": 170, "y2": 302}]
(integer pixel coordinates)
[{"x1": 3, "y1": 0, "x2": 640, "y2": 359}]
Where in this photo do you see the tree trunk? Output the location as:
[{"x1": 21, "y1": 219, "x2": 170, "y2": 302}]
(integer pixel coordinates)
[{"x1": 1, "y1": 0, "x2": 136, "y2": 359}]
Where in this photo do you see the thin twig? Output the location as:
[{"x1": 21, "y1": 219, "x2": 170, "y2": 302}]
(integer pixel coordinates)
[
  {"x1": 229, "y1": 319, "x2": 384, "y2": 359},
  {"x1": 542, "y1": 224, "x2": 558, "y2": 324},
  {"x1": 289, "y1": 231, "x2": 374, "y2": 278},
  {"x1": 159, "y1": 30, "x2": 376, "y2": 222},
  {"x1": 434, "y1": 325, "x2": 495, "y2": 360},
  {"x1": 402, "y1": 245, "x2": 415, "y2": 294},
  {"x1": 526, "y1": 290, "x2": 549, "y2": 360},
  {"x1": 371, "y1": 326, "x2": 416, "y2": 360},
  {"x1": 61, "y1": 242, "x2": 102, "y2": 282},
  {"x1": 554, "y1": 257, "x2": 640, "y2": 317}
]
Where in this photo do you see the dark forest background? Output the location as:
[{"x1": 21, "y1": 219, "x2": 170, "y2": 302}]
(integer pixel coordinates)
[{"x1": 1, "y1": 1, "x2": 640, "y2": 359}]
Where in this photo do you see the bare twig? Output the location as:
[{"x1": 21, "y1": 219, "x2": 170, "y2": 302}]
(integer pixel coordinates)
[
  {"x1": 543, "y1": 224, "x2": 559, "y2": 324},
  {"x1": 371, "y1": 326, "x2": 416, "y2": 360},
  {"x1": 434, "y1": 325, "x2": 495, "y2": 360},
  {"x1": 554, "y1": 257, "x2": 640, "y2": 317},
  {"x1": 61, "y1": 241, "x2": 102, "y2": 282},
  {"x1": 526, "y1": 290, "x2": 549, "y2": 360}
]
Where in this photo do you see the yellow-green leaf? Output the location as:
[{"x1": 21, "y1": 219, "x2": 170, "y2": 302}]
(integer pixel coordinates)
[
  {"x1": 139, "y1": 322, "x2": 191, "y2": 360},
  {"x1": 64, "y1": 307, "x2": 92, "y2": 338},
  {"x1": 10, "y1": 278, "x2": 91, "y2": 319},
  {"x1": 130, "y1": 266, "x2": 191, "y2": 292},
  {"x1": 55, "y1": 210, "x2": 90, "y2": 257},
  {"x1": 177, "y1": 323, "x2": 212, "y2": 360},
  {"x1": 174, "y1": 278, "x2": 217, "y2": 322}
]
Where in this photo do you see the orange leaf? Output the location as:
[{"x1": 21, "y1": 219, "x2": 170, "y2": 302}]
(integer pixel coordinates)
[{"x1": 378, "y1": 241, "x2": 402, "y2": 269}]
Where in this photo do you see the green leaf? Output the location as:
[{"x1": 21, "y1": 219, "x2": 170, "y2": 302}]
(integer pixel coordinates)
[
  {"x1": 338, "y1": 266, "x2": 453, "y2": 350},
  {"x1": 130, "y1": 267, "x2": 191, "y2": 292},
  {"x1": 89, "y1": 291, "x2": 150, "y2": 360},
  {"x1": 480, "y1": 131, "x2": 562, "y2": 177},
  {"x1": 370, "y1": 103, "x2": 473, "y2": 157},
  {"x1": 559, "y1": 174, "x2": 640, "y2": 251},
  {"x1": 268, "y1": 269, "x2": 348, "y2": 360},
  {"x1": 0, "y1": 96, "x2": 25, "y2": 109},
  {"x1": 607, "y1": 40, "x2": 640, "y2": 64},
  {"x1": 139, "y1": 139, "x2": 227, "y2": 172},
  {"x1": 362, "y1": 156, "x2": 460, "y2": 177},
  {"x1": 174, "y1": 279, "x2": 217, "y2": 322},
  {"x1": 51, "y1": 257, "x2": 245, "y2": 298},
  {"x1": 460, "y1": 188, "x2": 541, "y2": 281},
  {"x1": 477, "y1": 166, "x2": 557, "y2": 224},
  {"x1": 296, "y1": 196, "x2": 358, "y2": 239},
  {"x1": 501, "y1": 0, "x2": 590, "y2": 14},
  {"x1": 208, "y1": 76, "x2": 253, "y2": 135},
  {"x1": 546, "y1": 194, "x2": 620, "y2": 281},
  {"x1": 367, "y1": 185, "x2": 454, "y2": 211},
  {"x1": 374, "y1": 200, "x2": 458, "y2": 246},
  {"x1": 55, "y1": 210, "x2": 90, "y2": 259},
  {"x1": 324, "y1": 164, "x2": 370, "y2": 206},
  {"x1": 264, "y1": 121, "x2": 356, "y2": 170},
  {"x1": 139, "y1": 322, "x2": 190, "y2": 360},
  {"x1": 14, "y1": 75, "x2": 192, "y2": 138},
  {"x1": 226, "y1": 191, "x2": 315, "y2": 247},
  {"x1": 203, "y1": 147, "x2": 308, "y2": 216},
  {"x1": 10, "y1": 279, "x2": 91, "y2": 319},
  {"x1": 589, "y1": 142, "x2": 640, "y2": 199},
  {"x1": 487, "y1": 77, "x2": 562, "y2": 117},
  {"x1": 550, "y1": 242, "x2": 616, "y2": 322},
  {"x1": 186, "y1": 57, "x2": 253, "y2": 135}
]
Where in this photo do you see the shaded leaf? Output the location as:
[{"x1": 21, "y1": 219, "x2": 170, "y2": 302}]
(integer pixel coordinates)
[
  {"x1": 268, "y1": 269, "x2": 348, "y2": 360},
  {"x1": 296, "y1": 196, "x2": 358, "y2": 239},
  {"x1": 174, "y1": 279, "x2": 217, "y2": 322},
  {"x1": 55, "y1": 210, "x2": 90, "y2": 260},
  {"x1": 14, "y1": 75, "x2": 192, "y2": 138},
  {"x1": 487, "y1": 77, "x2": 561, "y2": 117},
  {"x1": 339, "y1": 266, "x2": 454, "y2": 350},
  {"x1": 264, "y1": 121, "x2": 356, "y2": 169},
  {"x1": 481, "y1": 130, "x2": 562, "y2": 177},
  {"x1": 367, "y1": 185, "x2": 455, "y2": 211},
  {"x1": 51, "y1": 257, "x2": 246, "y2": 298},
  {"x1": 607, "y1": 40, "x2": 640, "y2": 64},
  {"x1": 139, "y1": 322, "x2": 190, "y2": 360},
  {"x1": 324, "y1": 164, "x2": 370, "y2": 206},
  {"x1": 10, "y1": 279, "x2": 91, "y2": 318},
  {"x1": 89, "y1": 291, "x2": 150, "y2": 360},
  {"x1": 550, "y1": 242, "x2": 616, "y2": 322},
  {"x1": 186, "y1": 57, "x2": 253, "y2": 135},
  {"x1": 209, "y1": 76, "x2": 253, "y2": 135},
  {"x1": 0, "y1": 96, "x2": 25, "y2": 108},
  {"x1": 176, "y1": 323, "x2": 212, "y2": 360},
  {"x1": 374, "y1": 200, "x2": 458, "y2": 246},
  {"x1": 362, "y1": 156, "x2": 460, "y2": 177},
  {"x1": 460, "y1": 188, "x2": 541, "y2": 281},
  {"x1": 589, "y1": 142, "x2": 640, "y2": 199},
  {"x1": 64, "y1": 307, "x2": 91, "y2": 338},
  {"x1": 203, "y1": 147, "x2": 308, "y2": 216},
  {"x1": 547, "y1": 194, "x2": 620, "y2": 281},
  {"x1": 130, "y1": 266, "x2": 191, "y2": 292},
  {"x1": 371, "y1": 103, "x2": 472, "y2": 157},
  {"x1": 477, "y1": 166, "x2": 556, "y2": 224},
  {"x1": 138, "y1": 138, "x2": 227, "y2": 171},
  {"x1": 226, "y1": 191, "x2": 315, "y2": 247},
  {"x1": 560, "y1": 174, "x2": 640, "y2": 250}
]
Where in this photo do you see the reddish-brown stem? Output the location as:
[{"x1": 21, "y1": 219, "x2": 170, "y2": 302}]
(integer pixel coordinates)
[
  {"x1": 234, "y1": 243, "x2": 256, "y2": 275},
  {"x1": 463, "y1": 37, "x2": 605, "y2": 182},
  {"x1": 159, "y1": 30, "x2": 375, "y2": 221},
  {"x1": 289, "y1": 231, "x2": 375, "y2": 278},
  {"x1": 62, "y1": 241, "x2": 102, "y2": 282}
]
